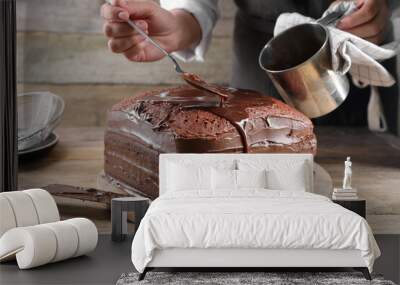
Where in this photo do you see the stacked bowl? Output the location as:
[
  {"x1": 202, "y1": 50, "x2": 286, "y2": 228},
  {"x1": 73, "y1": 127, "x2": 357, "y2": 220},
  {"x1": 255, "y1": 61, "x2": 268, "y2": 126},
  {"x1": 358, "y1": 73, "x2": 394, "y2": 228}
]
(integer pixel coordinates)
[{"x1": 18, "y1": 92, "x2": 64, "y2": 155}]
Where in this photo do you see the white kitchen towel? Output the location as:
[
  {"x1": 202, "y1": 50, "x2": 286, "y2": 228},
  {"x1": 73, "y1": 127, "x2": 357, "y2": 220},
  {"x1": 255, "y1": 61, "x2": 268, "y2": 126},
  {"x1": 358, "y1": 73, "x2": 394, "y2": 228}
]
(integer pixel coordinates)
[{"x1": 274, "y1": 1, "x2": 399, "y2": 132}]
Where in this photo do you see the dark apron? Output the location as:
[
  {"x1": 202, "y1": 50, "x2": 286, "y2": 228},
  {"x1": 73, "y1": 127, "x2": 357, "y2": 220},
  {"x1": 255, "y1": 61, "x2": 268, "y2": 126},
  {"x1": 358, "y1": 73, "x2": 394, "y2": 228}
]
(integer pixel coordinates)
[{"x1": 231, "y1": 0, "x2": 399, "y2": 134}]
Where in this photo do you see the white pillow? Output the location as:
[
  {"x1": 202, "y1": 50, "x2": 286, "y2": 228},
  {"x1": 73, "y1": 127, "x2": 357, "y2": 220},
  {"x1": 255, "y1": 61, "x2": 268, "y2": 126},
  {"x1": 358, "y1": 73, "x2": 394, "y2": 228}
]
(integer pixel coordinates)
[
  {"x1": 266, "y1": 163, "x2": 307, "y2": 191},
  {"x1": 238, "y1": 159, "x2": 309, "y2": 192},
  {"x1": 212, "y1": 169, "x2": 268, "y2": 191},
  {"x1": 167, "y1": 163, "x2": 212, "y2": 192},
  {"x1": 212, "y1": 168, "x2": 237, "y2": 190},
  {"x1": 236, "y1": 169, "x2": 268, "y2": 189}
]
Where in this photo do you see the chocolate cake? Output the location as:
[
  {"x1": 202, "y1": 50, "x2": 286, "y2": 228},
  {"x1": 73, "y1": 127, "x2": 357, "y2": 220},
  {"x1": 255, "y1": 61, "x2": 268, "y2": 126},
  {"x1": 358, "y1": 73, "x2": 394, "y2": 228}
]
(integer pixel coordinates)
[{"x1": 104, "y1": 85, "x2": 317, "y2": 199}]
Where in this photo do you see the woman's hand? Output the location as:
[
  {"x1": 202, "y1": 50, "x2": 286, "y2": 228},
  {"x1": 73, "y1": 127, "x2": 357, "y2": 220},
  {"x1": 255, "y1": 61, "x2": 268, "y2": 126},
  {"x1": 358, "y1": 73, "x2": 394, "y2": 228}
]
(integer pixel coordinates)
[
  {"x1": 101, "y1": 0, "x2": 201, "y2": 62},
  {"x1": 336, "y1": 0, "x2": 390, "y2": 44}
]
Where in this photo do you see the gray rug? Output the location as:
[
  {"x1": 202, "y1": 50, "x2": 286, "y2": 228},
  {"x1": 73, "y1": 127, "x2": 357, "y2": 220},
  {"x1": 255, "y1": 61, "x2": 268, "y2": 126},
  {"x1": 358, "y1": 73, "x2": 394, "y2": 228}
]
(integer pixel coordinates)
[{"x1": 116, "y1": 272, "x2": 395, "y2": 285}]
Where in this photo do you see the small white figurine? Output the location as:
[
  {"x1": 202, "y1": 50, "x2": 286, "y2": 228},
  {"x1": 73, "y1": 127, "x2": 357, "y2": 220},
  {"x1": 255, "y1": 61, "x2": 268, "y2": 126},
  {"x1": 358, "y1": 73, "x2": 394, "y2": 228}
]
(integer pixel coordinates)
[{"x1": 342, "y1": 157, "x2": 352, "y2": 190}]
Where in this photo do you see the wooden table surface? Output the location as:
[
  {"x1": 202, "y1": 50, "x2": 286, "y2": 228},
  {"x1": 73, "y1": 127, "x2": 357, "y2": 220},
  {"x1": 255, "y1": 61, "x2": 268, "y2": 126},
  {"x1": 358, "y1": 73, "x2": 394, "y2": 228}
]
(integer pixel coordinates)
[{"x1": 18, "y1": 126, "x2": 400, "y2": 234}]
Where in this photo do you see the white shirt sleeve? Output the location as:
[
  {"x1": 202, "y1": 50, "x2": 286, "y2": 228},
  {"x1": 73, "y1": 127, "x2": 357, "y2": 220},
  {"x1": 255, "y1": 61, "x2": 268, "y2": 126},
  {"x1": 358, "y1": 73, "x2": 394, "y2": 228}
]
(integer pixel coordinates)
[{"x1": 160, "y1": 0, "x2": 220, "y2": 62}]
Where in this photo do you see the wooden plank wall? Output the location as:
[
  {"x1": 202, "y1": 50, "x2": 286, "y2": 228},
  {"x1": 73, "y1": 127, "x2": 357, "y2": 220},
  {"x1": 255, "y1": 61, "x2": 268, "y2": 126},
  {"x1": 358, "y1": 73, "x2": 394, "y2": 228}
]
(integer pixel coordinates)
[{"x1": 16, "y1": 0, "x2": 235, "y2": 85}]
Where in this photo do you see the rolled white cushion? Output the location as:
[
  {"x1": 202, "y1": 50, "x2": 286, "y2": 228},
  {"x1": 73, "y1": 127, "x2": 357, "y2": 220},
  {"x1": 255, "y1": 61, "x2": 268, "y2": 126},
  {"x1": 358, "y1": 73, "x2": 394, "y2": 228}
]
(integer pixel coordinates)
[
  {"x1": 0, "y1": 189, "x2": 59, "y2": 238},
  {"x1": 42, "y1": 221, "x2": 79, "y2": 262},
  {"x1": 0, "y1": 226, "x2": 57, "y2": 269},
  {"x1": 1, "y1": 192, "x2": 39, "y2": 227},
  {"x1": 24, "y1": 189, "x2": 59, "y2": 224},
  {"x1": 0, "y1": 218, "x2": 98, "y2": 269},
  {"x1": 0, "y1": 196, "x2": 17, "y2": 237},
  {"x1": 64, "y1": 218, "x2": 98, "y2": 257}
]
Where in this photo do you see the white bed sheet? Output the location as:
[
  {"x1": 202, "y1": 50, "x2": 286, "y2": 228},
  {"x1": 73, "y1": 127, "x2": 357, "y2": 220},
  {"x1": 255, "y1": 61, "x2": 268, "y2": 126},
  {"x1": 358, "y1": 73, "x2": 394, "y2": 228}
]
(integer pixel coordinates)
[{"x1": 131, "y1": 190, "x2": 380, "y2": 273}]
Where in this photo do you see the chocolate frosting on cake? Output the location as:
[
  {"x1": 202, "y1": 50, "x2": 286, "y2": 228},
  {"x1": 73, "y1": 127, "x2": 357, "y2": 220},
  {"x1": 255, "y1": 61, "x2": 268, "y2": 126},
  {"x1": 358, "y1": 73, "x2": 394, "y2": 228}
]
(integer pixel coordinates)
[{"x1": 104, "y1": 85, "x2": 317, "y2": 198}]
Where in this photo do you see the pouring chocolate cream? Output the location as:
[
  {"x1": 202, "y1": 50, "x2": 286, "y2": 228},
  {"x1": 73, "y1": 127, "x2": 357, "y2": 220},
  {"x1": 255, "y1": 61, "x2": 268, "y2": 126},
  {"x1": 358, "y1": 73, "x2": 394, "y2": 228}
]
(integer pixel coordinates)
[{"x1": 181, "y1": 72, "x2": 230, "y2": 105}]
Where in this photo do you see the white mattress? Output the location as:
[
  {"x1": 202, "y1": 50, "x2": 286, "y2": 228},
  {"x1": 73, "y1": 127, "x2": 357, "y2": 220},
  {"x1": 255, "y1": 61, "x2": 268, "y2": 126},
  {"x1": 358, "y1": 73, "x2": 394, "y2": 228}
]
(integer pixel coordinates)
[{"x1": 131, "y1": 190, "x2": 380, "y2": 273}]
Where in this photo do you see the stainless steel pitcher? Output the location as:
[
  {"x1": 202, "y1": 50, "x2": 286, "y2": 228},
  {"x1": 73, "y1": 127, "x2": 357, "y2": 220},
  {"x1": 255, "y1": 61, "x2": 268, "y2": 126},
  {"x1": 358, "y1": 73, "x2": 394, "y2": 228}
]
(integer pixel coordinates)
[{"x1": 259, "y1": 23, "x2": 349, "y2": 118}]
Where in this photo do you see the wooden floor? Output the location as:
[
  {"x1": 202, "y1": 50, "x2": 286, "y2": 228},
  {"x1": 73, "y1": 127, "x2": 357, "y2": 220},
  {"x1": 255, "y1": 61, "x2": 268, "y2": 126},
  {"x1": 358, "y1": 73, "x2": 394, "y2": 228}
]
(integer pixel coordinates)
[{"x1": 18, "y1": 126, "x2": 400, "y2": 234}]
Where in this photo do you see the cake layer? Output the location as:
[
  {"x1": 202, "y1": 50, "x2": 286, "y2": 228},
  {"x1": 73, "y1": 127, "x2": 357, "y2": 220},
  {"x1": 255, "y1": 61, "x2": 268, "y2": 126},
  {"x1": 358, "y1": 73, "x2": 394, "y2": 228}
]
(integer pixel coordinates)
[{"x1": 104, "y1": 131, "x2": 159, "y2": 199}]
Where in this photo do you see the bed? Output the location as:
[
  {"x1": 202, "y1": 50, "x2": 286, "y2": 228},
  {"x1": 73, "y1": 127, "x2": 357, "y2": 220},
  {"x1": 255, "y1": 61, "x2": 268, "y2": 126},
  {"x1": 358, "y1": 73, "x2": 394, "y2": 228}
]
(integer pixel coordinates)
[{"x1": 131, "y1": 154, "x2": 380, "y2": 281}]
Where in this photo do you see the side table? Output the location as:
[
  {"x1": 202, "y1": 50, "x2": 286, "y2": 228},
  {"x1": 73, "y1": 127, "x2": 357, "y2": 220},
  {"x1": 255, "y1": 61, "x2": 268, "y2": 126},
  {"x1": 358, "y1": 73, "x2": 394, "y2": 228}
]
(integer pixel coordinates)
[
  {"x1": 333, "y1": 199, "x2": 366, "y2": 218},
  {"x1": 111, "y1": 197, "x2": 150, "y2": 242}
]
